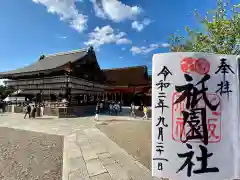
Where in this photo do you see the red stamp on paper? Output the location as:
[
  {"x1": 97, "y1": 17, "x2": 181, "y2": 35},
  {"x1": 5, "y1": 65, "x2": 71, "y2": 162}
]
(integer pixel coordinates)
[
  {"x1": 181, "y1": 57, "x2": 210, "y2": 74},
  {"x1": 172, "y1": 92, "x2": 221, "y2": 143}
]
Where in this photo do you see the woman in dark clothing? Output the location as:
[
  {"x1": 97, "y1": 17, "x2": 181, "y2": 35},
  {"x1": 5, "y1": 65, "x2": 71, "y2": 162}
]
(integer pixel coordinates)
[
  {"x1": 31, "y1": 105, "x2": 36, "y2": 119},
  {"x1": 24, "y1": 105, "x2": 31, "y2": 119}
]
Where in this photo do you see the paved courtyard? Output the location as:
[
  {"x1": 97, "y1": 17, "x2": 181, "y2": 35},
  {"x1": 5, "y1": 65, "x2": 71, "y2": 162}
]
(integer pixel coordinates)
[{"x1": 0, "y1": 113, "x2": 158, "y2": 180}]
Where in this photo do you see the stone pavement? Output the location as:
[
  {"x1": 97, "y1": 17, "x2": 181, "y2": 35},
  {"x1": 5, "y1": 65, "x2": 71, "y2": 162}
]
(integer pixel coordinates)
[{"x1": 0, "y1": 113, "x2": 159, "y2": 180}]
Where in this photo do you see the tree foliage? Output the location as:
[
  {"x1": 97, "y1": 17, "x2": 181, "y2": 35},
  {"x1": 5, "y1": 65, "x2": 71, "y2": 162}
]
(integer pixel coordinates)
[
  {"x1": 169, "y1": 0, "x2": 240, "y2": 54},
  {"x1": 0, "y1": 85, "x2": 15, "y2": 99}
]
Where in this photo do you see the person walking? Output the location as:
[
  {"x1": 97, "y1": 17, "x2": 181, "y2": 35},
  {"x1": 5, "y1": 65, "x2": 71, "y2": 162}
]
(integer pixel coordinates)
[
  {"x1": 130, "y1": 102, "x2": 136, "y2": 118},
  {"x1": 114, "y1": 102, "x2": 119, "y2": 116},
  {"x1": 109, "y1": 103, "x2": 113, "y2": 115},
  {"x1": 2, "y1": 102, "x2": 6, "y2": 113},
  {"x1": 118, "y1": 101, "x2": 122, "y2": 113},
  {"x1": 142, "y1": 105, "x2": 148, "y2": 120},
  {"x1": 40, "y1": 104, "x2": 44, "y2": 117},
  {"x1": 100, "y1": 101, "x2": 103, "y2": 113},
  {"x1": 24, "y1": 104, "x2": 31, "y2": 119},
  {"x1": 94, "y1": 103, "x2": 100, "y2": 121},
  {"x1": 31, "y1": 105, "x2": 36, "y2": 119}
]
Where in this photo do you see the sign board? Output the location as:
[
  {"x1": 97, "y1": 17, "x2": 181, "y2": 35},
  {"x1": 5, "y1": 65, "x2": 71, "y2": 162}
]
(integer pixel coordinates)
[{"x1": 152, "y1": 52, "x2": 240, "y2": 180}]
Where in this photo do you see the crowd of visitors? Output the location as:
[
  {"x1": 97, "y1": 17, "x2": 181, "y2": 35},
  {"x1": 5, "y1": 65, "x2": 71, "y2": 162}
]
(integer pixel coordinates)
[
  {"x1": 94, "y1": 100, "x2": 122, "y2": 120},
  {"x1": 94, "y1": 100, "x2": 149, "y2": 120},
  {"x1": 130, "y1": 102, "x2": 149, "y2": 120},
  {"x1": 2, "y1": 99, "x2": 149, "y2": 120},
  {"x1": 24, "y1": 103, "x2": 45, "y2": 119}
]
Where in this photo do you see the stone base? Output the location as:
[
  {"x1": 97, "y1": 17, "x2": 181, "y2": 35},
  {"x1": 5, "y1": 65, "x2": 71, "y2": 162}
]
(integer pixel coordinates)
[
  {"x1": 44, "y1": 105, "x2": 96, "y2": 118},
  {"x1": 0, "y1": 127, "x2": 64, "y2": 180},
  {"x1": 7, "y1": 105, "x2": 96, "y2": 118}
]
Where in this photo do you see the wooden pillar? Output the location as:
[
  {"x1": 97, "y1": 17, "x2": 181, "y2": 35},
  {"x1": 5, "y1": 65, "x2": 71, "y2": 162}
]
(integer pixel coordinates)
[
  {"x1": 115, "y1": 93, "x2": 117, "y2": 101},
  {"x1": 121, "y1": 93, "x2": 123, "y2": 102}
]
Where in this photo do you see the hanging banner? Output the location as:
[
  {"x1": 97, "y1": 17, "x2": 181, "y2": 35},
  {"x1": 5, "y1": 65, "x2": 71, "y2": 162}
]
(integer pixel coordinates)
[{"x1": 152, "y1": 52, "x2": 240, "y2": 180}]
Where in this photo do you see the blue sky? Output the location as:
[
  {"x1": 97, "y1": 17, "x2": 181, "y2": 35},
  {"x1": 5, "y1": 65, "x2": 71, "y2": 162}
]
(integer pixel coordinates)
[{"x1": 0, "y1": 0, "x2": 238, "y2": 75}]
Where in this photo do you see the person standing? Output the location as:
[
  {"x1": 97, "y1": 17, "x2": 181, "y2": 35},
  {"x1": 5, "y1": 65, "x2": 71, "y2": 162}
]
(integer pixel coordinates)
[
  {"x1": 100, "y1": 101, "x2": 103, "y2": 113},
  {"x1": 31, "y1": 105, "x2": 36, "y2": 119},
  {"x1": 40, "y1": 104, "x2": 44, "y2": 117},
  {"x1": 118, "y1": 101, "x2": 122, "y2": 112},
  {"x1": 139, "y1": 102, "x2": 143, "y2": 111},
  {"x1": 142, "y1": 106, "x2": 148, "y2": 120},
  {"x1": 94, "y1": 103, "x2": 100, "y2": 121},
  {"x1": 130, "y1": 102, "x2": 136, "y2": 118},
  {"x1": 114, "y1": 103, "x2": 119, "y2": 116},
  {"x1": 109, "y1": 103, "x2": 113, "y2": 115},
  {"x1": 24, "y1": 104, "x2": 31, "y2": 119},
  {"x1": 2, "y1": 102, "x2": 6, "y2": 113}
]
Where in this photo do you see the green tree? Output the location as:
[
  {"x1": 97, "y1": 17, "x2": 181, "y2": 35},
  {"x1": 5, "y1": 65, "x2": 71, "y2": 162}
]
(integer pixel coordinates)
[
  {"x1": 169, "y1": 0, "x2": 240, "y2": 54},
  {"x1": 0, "y1": 85, "x2": 15, "y2": 100}
]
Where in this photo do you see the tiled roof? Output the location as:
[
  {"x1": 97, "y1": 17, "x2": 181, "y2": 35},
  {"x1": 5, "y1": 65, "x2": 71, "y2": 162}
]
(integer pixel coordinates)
[
  {"x1": 103, "y1": 66, "x2": 150, "y2": 86},
  {"x1": 0, "y1": 49, "x2": 88, "y2": 76}
]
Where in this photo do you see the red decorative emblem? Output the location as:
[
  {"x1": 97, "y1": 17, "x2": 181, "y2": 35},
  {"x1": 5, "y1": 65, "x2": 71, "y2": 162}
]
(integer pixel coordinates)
[
  {"x1": 181, "y1": 57, "x2": 196, "y2": 73},
  {"x1": 181, "y1": 57, "x2": 210, "y2": 74},
  {"x1": 195, "y1": 58, "x2": 210, "y2": 74}
]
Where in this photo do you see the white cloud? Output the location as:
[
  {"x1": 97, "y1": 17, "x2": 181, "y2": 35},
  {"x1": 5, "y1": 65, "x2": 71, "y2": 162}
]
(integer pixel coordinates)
[
  {"x1": 90, "y1": 0, "x2": 142, "y2": 22},
  {"x1": 59, "y1": 36, "x2": 68, "y2": 39},
  {"x1": 122, "y1": 47, "x2": 126, "y2": 51},
  {"x1": 161, "y1": 43, "x2": 170, "y2": 48},
  {"x1": 130, "y1": 43, "x2": 170, "y2": 55},
  {"x1": 84, "y1": 25, "x2": 131, "y2": 48},
  {"x1": 32, "y1": 0, "x2": 87, "y2": 32},
  {"x1": 119, "y1": 56, "x2": 123, "y2": 59},
  {"x1": 131, "y1": 18, "x2": 151, "y2": 32}
]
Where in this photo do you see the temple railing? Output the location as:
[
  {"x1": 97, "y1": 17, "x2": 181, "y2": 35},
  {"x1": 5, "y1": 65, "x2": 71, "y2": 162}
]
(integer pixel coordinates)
[{"x1": 5, "y1": 75, "x2": 109, "y2": 90}]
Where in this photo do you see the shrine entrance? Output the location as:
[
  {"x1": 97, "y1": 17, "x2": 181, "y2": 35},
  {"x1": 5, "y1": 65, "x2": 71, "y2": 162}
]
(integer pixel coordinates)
[{"x1": 133, "y1": 92, "x2": 145, "y2": 106}]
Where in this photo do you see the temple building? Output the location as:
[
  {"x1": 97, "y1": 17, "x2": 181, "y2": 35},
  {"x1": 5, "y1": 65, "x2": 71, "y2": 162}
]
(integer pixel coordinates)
[{"x1": 0, "y1": 47, "x2": 151, "y2": 116}]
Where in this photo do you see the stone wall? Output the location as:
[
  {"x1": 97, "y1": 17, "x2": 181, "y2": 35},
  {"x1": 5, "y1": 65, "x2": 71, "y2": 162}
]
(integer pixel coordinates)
[
  {"x1": 58, "y1": 105, "x2": 95, "y2": 118},
  {"x1": 0, "y1": 127, "x2": 64, "y2": 180},
  {"x1": 44, "y1": 107, "x2": 59, "y2": 116}
]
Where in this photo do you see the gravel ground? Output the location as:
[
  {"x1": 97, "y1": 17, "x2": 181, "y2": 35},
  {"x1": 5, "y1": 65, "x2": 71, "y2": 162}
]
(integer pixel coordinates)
[
  {"x1": 0, "y1": 127, "x2": 63, "y2": 180},
  {"x1": 96, "y1": 120, "x2": 152, "y2": 170}
]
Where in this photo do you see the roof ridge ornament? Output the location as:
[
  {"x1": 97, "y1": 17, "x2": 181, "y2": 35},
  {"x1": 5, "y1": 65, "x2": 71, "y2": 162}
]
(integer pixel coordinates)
[
  {"x1": 39, "y1": 55, "x2": 45, "y2": 60},
  {"x1": 88, "y1": 46, "x2": 95, "y2": 54}
]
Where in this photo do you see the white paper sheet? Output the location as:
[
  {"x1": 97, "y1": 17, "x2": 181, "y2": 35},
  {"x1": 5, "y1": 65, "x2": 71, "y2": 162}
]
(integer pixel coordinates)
[{"x1": 152, "y1": 52, "x2": 240, "y2": 180}]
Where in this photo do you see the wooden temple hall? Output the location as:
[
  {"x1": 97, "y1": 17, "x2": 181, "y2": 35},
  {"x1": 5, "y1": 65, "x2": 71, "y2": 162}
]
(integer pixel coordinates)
[{"x1": 0, "y1": 47, "x2": 151, "y2": 116}]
